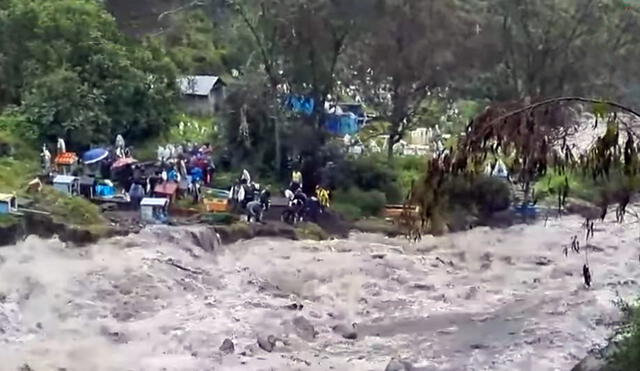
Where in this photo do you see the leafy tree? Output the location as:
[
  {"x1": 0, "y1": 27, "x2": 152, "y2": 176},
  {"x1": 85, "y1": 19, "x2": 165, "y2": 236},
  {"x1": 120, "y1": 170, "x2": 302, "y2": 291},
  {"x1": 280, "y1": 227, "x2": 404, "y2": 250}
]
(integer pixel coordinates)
[
  {"x1": 21, "y1": 68, "x2": 110, "y2": 147},
  {"x1": 218, "y1": 0, "x2": 367, "y2": 181},
  {"x1": 470, "y1": 0, "x2": 640, "y2": 100},
  {"x1": 402, "y1": 96, "x2": 640, "y2": 236},
  {"x1": 160, "y1": 10, "x2": 229, "y2": 75},
  {"x1": 348, "y1": 0, "x2": 481, "y2": 159},
  {"x1": 0, "y1": 0, "x2": 178, "y2": 148}
]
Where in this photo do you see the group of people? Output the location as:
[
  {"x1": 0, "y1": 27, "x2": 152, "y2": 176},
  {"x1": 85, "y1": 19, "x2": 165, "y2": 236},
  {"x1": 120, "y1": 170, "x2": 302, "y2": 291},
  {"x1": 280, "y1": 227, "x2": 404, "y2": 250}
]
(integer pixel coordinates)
[
  {"x1": 229, "y1": 169, "x2": 271, "y2": 223},
  {"x1": 281, "y1": 169, "x2": 331, "y2": 225},
  {"x1": 127, "y1": 144, "x2": 217, "y2": 207},
  {"x1": 227, "y1": 167, "x2": 332, "y2": 225}
]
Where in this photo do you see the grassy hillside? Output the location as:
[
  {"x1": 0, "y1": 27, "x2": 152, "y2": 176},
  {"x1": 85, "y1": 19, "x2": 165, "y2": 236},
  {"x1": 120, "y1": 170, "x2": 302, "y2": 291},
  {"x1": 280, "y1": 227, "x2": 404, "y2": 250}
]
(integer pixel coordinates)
[
  {"x1": 0, "y1": 128, "x2": 105, "y2": 229},
  {"x1": 0, "y1": 129, "x2": 38, "y2": 194}
]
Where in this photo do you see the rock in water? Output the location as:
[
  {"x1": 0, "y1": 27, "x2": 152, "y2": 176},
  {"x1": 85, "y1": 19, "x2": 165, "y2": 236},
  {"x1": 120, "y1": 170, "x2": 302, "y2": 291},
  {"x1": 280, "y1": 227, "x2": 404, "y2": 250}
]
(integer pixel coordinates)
[
  {"x1": 219, "y1": 338, "x2": 235, "y2": 354},
  {"x1": 332, "y1": 323, "x2": 358, "y2": 340},
  {"x1": 385, "y1": 358, "x2": 413, "y2": 371},
  {"x1": 257, "y1": 335, "x2": 276, "y2": 352},
  {"x1": 293, "y1": 316, "x2": 317, "y2": 341}
]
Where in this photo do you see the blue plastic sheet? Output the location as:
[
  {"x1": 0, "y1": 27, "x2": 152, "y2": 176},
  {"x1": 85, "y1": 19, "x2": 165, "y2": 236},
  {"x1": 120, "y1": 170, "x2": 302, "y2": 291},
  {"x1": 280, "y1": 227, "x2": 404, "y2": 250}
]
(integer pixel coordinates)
[
  {"x1": 323, "y1": 112, "x2": 359, "y2": 136},
  {"x1": 95, "y1": 184, "x2": 115, "y2": 197},
  {"x1": 284, "y1": 95, "x2": 315, "y2": 116}
]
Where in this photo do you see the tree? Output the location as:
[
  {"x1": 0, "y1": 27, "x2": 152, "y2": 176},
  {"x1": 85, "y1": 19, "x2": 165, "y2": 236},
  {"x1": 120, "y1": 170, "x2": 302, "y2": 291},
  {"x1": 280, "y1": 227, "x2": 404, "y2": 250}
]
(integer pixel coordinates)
[
  {"x1": 0, "y1": 0, "x2": 178, "y2": 148},
  {"x1": 160, "y1": 10, "x2": 229, "y2": 75},
  {"x1": 471, "y1": 0, "x2": 640, "y2": 101},
  {"x1": 219, "y1": 0, "x2": 367, "y2": 182},
  {"x1": 21, "y1": 68, "x2": 110, "y2": 147},
  {"x1": 402, "y1": 96, "x2": 640, "y2": 237},
  {"x1": 348, "y1": 0, "x2": 482, "y2": 159}
]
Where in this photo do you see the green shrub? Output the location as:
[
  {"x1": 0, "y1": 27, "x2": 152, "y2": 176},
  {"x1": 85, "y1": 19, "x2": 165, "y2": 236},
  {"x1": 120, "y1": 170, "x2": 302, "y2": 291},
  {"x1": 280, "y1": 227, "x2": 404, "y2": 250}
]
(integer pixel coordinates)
[
  {"x1": 200, "y1": 212, "x2": 235, "y2": 225},
  {"x1": 213, "y1": 171, "x2": 236, "y2": 190},
  {"x1": 334, "y1": 188, "x2": 387, "y2": 219},
  {"x1": 535, "y1": 171, "x2": 599, "y2": 203},
  {"x1": 336, "y1": 155, "x2": 402, "y2": 202},
  {"x1": 347, "y1": 155, "x2": 397, "y2": 190},
  {"x1": 295, "y1": 222, "x2": 328, "y2": 241},
  {"x1": 394, "y1": 155, "x2": 425, "y2": 201},
  {"x1": 472, "y1": 176, "x2": 511, "y2": 213},
  {"x1": 0, "y1": 113, "x2": 38, "y2": 145},
  {"x1": 332, "y1": 202, "x2": 363, "y2": 221},
  {"x1": 0, "y1": 129, "x2": 38, "y2": 193},
  {"x1": 33, "y1": 187, "x2": 106, "y2": 226},
  {"x1": 535, "y1": 170, "x2": 640, "y2": 207},
  {"x1": 611, "y1": 303, "x2": 640, "y2": 369},
  {"x1": 0, "y1": 214, "x2": 19, "y2": 227},
  {"x1": 444, "y1": 175, "x2": 511, "y2": 215}
]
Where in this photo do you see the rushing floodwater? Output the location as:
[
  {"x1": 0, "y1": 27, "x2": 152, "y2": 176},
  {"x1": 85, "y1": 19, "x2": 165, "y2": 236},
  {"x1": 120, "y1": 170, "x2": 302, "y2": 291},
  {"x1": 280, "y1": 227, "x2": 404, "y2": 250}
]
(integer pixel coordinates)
[{"x1": 1, "y1": 213, "x2": 639, "y2": 371}]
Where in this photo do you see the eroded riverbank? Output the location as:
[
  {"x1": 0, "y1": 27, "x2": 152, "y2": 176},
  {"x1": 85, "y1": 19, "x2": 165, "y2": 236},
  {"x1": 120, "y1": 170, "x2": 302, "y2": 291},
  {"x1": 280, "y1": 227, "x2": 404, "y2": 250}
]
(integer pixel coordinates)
[{"x1": 1, "y1": 213, "x2": 639, "y2": 370}]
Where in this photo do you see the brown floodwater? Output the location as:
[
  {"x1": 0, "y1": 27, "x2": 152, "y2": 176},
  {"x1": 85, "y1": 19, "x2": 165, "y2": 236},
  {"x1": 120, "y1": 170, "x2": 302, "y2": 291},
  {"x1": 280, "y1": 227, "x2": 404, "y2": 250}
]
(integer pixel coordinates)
[{"x1": 1, "y1": 213, "x2": 639, "y2": 370}]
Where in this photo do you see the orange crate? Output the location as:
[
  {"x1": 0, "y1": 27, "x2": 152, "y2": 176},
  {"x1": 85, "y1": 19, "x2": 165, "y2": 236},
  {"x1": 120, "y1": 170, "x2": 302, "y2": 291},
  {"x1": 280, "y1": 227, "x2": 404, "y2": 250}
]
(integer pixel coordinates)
[{"x1": 204, "y1": 198, "x2": 229, "y2": 212}]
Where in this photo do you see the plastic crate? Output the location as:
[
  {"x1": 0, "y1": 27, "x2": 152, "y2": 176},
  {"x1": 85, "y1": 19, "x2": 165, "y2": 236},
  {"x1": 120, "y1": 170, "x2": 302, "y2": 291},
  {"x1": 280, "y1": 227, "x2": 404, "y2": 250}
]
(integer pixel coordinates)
[{"x1": 204, "y1": 198, "x2": 229, "y2": 212}]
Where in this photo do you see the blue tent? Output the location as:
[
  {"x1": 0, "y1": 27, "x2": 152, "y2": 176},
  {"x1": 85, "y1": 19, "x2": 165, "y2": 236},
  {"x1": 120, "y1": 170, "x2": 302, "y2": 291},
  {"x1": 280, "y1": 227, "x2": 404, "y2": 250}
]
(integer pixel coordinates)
[
  {"x1": 284, "y1": 95, "x2": 315, "y2": 116},
  {"x1": 82, "y1": 148, "x2": 109, "y2": 164},
  {"x1": 324, "y1": 112, "x2": 359, "y2": 136}
]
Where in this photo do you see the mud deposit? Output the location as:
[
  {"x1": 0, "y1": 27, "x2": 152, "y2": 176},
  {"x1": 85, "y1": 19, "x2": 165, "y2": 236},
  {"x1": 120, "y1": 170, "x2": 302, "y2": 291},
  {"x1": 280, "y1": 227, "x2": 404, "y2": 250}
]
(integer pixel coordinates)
[{"x1": 1, "y1": 215, "x2": 639, "y2": 370}]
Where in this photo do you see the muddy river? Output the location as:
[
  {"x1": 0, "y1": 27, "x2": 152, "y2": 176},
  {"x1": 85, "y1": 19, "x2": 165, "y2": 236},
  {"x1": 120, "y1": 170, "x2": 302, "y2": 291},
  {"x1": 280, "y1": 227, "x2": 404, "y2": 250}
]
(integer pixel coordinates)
[{"x1": 1, "y1": 213, "x2": 639, "y2": 370}]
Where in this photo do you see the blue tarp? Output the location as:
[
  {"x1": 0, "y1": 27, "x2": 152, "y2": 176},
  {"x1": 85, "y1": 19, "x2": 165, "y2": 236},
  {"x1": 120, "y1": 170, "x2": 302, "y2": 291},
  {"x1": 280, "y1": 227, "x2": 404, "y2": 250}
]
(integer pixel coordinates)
[
  {"x1": 96, "y1": 184, "x2": 115, "y2": 197},
  {"x1": 323, "y1": 112, "x2": 359, "y2": 136},
  {"x1": 514, "y1": 203, "x2": 538, "y2": 218},
  {"x1": 284, "y1": 95, "x2": 315, "y2": 116},
  {"x1": 339, "y1": 104, "x2": 366, "y2": 121}
]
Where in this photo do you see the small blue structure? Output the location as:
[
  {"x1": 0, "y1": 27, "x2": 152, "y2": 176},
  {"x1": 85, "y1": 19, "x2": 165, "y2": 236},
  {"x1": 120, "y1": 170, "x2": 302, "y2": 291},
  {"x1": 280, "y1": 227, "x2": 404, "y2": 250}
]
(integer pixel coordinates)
[
  {"x1": 53, "y1": 175, "x2": 79, "y2": 195},
  {"x1": 0, "y1": 193, "x2": 17, "y2": 214}
]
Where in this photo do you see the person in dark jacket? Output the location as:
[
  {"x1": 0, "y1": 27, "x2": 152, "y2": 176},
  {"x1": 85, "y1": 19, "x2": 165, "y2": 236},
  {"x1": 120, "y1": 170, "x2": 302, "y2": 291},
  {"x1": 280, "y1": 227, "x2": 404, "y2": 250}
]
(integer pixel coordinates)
[
  {"x1": 246, "y1": 200, "x2": 264, "y2": 223},
  {"x1": 129, "y1": 182, "x2": 145, "y2": 210},
  {"x1": 259, "y1": 187, "x2": 271, "y2": 212}
]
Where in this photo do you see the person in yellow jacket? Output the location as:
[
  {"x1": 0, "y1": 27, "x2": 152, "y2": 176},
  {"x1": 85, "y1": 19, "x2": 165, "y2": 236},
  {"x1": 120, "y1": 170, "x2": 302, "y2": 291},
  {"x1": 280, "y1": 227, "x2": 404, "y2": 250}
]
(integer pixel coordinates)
[
  {"x1": 316, "y1": 185, "x2": 330, "y2": 209},
  {"x1": 290, "y1": 169, "x2": 303, "y2": 192}
]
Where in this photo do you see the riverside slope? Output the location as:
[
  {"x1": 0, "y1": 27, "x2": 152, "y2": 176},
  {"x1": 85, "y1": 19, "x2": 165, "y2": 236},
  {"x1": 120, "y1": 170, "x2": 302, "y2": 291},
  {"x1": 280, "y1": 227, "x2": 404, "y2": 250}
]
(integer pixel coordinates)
[{"x1": 1, "y1": 213, "x2": 639, "y2": 370}]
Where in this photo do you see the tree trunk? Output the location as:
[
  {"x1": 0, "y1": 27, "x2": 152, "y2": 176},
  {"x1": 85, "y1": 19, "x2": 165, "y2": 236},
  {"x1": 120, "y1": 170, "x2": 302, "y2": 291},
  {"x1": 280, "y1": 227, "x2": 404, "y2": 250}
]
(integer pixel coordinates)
[
  {"x1": 387, "y1": 134, "x2": 398, "y2": 160},
  {"x1": 274, "y1": 115, "x2": 281, "y2": 175}
]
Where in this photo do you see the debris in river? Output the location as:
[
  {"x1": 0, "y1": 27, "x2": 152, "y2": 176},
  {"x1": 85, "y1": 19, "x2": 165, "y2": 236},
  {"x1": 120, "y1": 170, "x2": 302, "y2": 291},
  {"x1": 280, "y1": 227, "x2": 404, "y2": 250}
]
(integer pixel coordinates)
[
  {"x1": 219, "y1": 338, "x2": 235, "y2": 354},
  {"x1": 534, "y1": 256, "x2": 553, "y2": 266},
  {"x1": 100, "y1": 326, "x2": 129, "y2": 344},
  {"x1": 412, "y1": 283, "x2": 435, "y2": 291},
  {"x1": 283, "y1": 302, "x2": 304, "y2": 311},
  {"x1": 583, "y1": 264, "x2": 592, "y2": 287},
  {"x1": 435, "y1": 257, "x2": 454, "y2": 267},
  {"x1": 257, "y1": 335, "x2": 277, "y2": 352},
  {"x1": 470, "y1": 343, "x2": 490, "y2": 350},
  {"x1": 293, "y1": 316, "x2": 317, "y2": 341},
  {"x1": 332, "y1": 323, "x2": 358, "y2": 340},
  {"x1": 385, "y1": 358, "x2": 414, "y2": 371}
]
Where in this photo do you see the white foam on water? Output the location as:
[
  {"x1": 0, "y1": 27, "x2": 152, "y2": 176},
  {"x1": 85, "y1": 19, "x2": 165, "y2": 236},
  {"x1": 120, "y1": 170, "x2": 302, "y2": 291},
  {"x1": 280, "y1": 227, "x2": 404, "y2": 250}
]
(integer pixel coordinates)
[{"x1": 0, "y1": 214, "x2": 639, "y2": 370}]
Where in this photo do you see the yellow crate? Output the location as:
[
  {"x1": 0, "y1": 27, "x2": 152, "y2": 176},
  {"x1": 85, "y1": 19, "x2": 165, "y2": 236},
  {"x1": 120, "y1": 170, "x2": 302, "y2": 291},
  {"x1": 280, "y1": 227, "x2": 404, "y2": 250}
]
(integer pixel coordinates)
[{"x1": 204, "y1": 198, "x2": 229, "y2": 212}]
